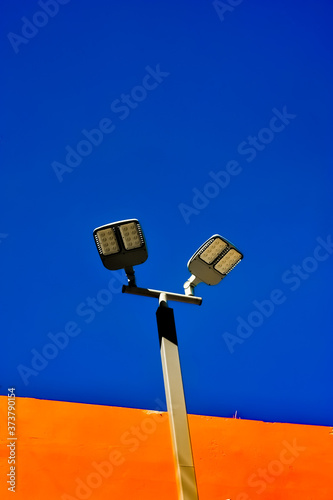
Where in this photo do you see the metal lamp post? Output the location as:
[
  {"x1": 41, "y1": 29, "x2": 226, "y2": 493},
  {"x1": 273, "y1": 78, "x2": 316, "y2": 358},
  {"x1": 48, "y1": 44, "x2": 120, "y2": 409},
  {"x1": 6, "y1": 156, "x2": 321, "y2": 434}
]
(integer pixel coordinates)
[
  {"x1": 122, "y1": 286, "x2": 200, "y2": 499},
  {"x1": 93, "y1": 220, "x2": 243, "y2": 500}
]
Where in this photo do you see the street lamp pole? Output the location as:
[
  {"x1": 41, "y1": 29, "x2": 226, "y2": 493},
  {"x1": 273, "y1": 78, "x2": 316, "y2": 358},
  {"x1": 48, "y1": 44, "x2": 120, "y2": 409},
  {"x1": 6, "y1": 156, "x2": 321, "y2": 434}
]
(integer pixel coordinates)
[
  {"x1": 157, "y1": 294, "x2": 199, "y2": 500},
  {"x1": 123, "y1": 286, "x2": 200, "y2": 499},
  {"x1": 93, "y1": 220, "x2": 243, "y2": 499}
]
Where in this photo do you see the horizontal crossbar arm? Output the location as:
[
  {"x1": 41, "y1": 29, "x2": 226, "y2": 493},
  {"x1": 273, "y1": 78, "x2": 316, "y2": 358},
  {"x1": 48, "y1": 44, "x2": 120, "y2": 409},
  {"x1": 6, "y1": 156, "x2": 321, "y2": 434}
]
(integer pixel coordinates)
[{"x1": 122, "y1": 285, "x2": 202, "y2": 305}]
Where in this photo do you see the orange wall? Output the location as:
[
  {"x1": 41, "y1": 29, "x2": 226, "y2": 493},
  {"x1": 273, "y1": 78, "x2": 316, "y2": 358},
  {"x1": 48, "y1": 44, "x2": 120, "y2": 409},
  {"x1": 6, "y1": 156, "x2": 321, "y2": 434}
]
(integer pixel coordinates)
[{"x1": 0, "y1": 396, "x2": 332, "y2": 499}]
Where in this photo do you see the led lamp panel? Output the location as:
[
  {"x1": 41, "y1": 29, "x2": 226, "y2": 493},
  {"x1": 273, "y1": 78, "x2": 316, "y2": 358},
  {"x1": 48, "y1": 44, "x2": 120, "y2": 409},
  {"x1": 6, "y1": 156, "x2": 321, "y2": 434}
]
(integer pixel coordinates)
[
  {"x1": 93, "y1": 219, "x2": 148, "y2": 271},
  {"x1": 200, "y1": 237, "x2": 227, "y2": 264},
  {"x1": 95, "y1": 228, "x2": 120, "y2": 255},
  {"x1": 119, "y1": 222, "x2": 142, "y2": 250},
  {"x1": 214, "y1": 248, "x2": 242, "y2": 275},
  {"x1": 187, "y1": 234, "x2": 243, "y2": 286}
]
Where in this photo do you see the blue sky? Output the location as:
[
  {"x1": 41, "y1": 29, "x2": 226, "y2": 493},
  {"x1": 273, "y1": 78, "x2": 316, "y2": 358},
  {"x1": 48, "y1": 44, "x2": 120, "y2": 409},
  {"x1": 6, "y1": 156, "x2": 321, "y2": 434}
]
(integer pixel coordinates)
[{"x1": 1, "y1": 0, "x2": 332, "y2": 426}]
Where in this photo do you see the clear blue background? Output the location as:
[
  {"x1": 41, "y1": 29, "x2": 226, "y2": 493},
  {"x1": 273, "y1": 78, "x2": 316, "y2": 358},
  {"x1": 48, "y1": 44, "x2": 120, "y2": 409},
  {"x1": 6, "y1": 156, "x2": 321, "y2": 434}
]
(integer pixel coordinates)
[{"x1": 1, "y1": 0, "x2": 332, "y2": 426}]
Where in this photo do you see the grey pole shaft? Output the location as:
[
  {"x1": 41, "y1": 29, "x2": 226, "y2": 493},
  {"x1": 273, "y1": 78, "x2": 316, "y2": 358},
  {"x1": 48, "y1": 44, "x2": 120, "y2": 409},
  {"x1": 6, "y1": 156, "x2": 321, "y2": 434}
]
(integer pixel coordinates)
[{"x1": 156, "y1": 297, "x2": 199, "y2": 499}]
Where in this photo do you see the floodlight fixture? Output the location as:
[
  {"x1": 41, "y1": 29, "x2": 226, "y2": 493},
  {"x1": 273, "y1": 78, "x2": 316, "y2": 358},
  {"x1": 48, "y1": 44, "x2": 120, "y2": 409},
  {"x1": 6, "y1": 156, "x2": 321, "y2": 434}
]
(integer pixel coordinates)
[
  {"x1": 184, "y1": 234, "x2": 243, "y2": 296},
  {"x1": 93, "y1": 219, "x2": 147, "y2": 286}
]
